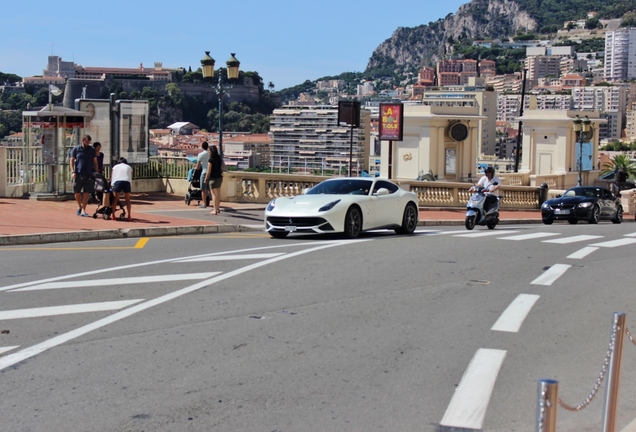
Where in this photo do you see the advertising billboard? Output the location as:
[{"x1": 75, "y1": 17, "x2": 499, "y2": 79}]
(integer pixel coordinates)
[
  {"x1": 379, "y1": 103, "x2": 404, "y2": 141},
  {"x1": 117, "y1": 100, "x2": 149, "y2": 164},
  {"x1": 78, "y1": 99, "x2": 112, "y2": 163},
  {"x1": 575, "y1": 141, "x2": 593, "y2": 171}
]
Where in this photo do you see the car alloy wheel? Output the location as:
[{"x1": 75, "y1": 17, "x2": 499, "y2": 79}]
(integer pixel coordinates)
[
  {"x1": 344, "y1": 206, "x2": 362, "y2": 238},
  {"x1": 612, "y1": 207, "x2": 623, "y2": 224},
  {"x1": 396, "y1": 203, "x2": 418, "y2": 234},
  {"x1": 588, "y1": 205, "x2": 599, "y2": 224}
]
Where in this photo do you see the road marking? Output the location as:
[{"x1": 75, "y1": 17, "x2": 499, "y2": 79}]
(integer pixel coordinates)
[
  {"x1": 491, "y1": 294, "x2": 540, "y2": 333},
  {"x1": 531, "y1": 264, "x2": 571, "y2": 286},
  {"x1": 624, "y1": 232, "x2": 636, "y2": 237},
  {"x1": 440, "y1": 348, "x2": 507, "y2": 429},
  {"x1": 543, "y1": 235, "x2": 603, "y2": 244},
  {"x1": 174, "y1": 253, "x2": 285, "y2": 262},
  {"x1": 590, "y1": 238, "x2": 636, "y2": 248},
  {"x1": 498, "y1": 232, "x2": 559, "y2": 241},
  {"x1": 11, "y1": 273, "x2": 221, "y2": 292},
  {"x1": 0, "y1": 346, "x2": 19, "y2": 355},
  {"x1": 454, "y1": 230, "x2": 518, "y2": 238},
  {"x1": 567, "y1": 247, "x2": 599, "y2": 259},
  {"x1": 0, "y1": 300, "x2": 144, "y2": 320},
  {"x1": 0, "y1": 240, "x2": 361, "y2": 371},
  {"x1": 134, "y1": 238, "x2": 149, "y2": 248}
]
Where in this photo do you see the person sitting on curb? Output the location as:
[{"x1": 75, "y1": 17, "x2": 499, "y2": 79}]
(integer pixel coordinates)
[{"x1": 110, "y1": 157, "x2": 133, "y2": 221}]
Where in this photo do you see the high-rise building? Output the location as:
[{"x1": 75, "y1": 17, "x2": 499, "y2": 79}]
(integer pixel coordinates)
[
  {"x1": 571, "y1": 86, "x2": 627, "y2": 140},
  {"x1": 268, "y1": 105, "x2": 370, "y2": 174},
  {"x1": 604, "y1": 28, "x2": 636, "y2": 82}
]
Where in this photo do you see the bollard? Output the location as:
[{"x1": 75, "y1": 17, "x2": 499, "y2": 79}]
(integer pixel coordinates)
[
  {"x1": 539, "y1": 182, "x2": 549, "y2": 204},
  {"x1": 602, "y1": 312, "x2": 626, "y2": 432},
  {"x1": 536, "y1": 379, "x2": 558, "y2": 432}
]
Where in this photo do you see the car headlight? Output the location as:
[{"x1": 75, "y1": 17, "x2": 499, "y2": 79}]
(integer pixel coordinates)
[
  {"x1": 541, "y1": 202, "x2": 550, "y2": 209},
  {"x1": 266, "y1": 199, "x2": 276, "y2": 211},
  {"x1": 577, "y1": 202, "x2": 593, "y2": 208},
  {"x1": 319, "y1": 199, "x2": 341, "y2": 212}
]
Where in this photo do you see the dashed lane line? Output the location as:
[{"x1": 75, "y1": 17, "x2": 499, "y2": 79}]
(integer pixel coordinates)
[
  {"x1": 543, "y1": 235, "x2": 603, "y2": 244},
  {"x1": 0, "y1": 237, "x2": 150, "y2": 251},
  {"x1": 531, "y1": 264, "x2": 571, "y2": 286},
  {"x1": 0, "y1": 300, "x2": 144, "y2": 320},
  {"x1": 491, "y1": 294, "x2": 540, "y2": 333},
  {"x1": 0, "y1": 346, "x2": 19, "y2": 355},
  {"x1": 174, "y1": 253, "x2": 285, "y2": 262},
  {"x1": 567, "y1": 247, "x2": 599, "y2": 260}
]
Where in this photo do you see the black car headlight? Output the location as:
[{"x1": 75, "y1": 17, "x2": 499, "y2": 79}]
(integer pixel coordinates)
[
  {"x1": 577, "y1": 202, "x2": 593, "y2": 208},
  {"x1": 541, "y1": 202, "x2": 550, "y2": 210},
  {"x1": 319, "y1": 199, "x2": 341, "y2": 212},
  {"x1": 266, "y1": 199, "x2": 276, "y2": 212}
]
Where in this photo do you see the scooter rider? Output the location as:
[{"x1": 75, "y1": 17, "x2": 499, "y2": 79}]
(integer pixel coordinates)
[{"x1": 470, "y1": 166, "x2": 500, "y2": 212}]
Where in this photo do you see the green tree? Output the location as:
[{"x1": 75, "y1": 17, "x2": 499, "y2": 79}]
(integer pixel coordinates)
[{"x1": 600, "y1": 154, "x2": 636, "y2": 178}]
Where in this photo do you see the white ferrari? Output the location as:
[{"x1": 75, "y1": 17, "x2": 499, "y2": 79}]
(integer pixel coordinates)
[{"x1": 264, "y1": 177, "x2": 419, "y2": 238}]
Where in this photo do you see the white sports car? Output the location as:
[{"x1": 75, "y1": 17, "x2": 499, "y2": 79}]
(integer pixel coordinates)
[{"x1": 264, "y1": 177, "x2": 419, "y2": 238}]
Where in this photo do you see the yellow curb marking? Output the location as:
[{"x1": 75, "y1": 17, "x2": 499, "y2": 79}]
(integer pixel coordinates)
[
  {"x1": 134, "y1": 238, "x2": 149, "y2": 248},
  {"x1": 1, "y1": 237, "x2": 150, "y2": 251}
]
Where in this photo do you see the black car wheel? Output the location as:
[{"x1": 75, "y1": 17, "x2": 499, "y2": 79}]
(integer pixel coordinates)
[
  {"x1": 395, "y1": 203, "x2": 418, "y2": 234},
  {"x1": 588, "y1": 205, "x2": 600, "y2": 224},
  {"x1": 568, "y1": 218, "x2": 578, "y2": 225},
  {"x1": 612, "y1": 207, "x2": 623, "y2": 224},
  {"x1": 344, "y1": 206, "x2": 362, "y2": 238},
  {"x1": 542, "y1": 217, "x2": 553, "y2": 225}
]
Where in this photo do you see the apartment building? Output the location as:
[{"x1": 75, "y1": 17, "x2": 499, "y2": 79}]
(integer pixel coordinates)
[
  {"x1": 571, "y1": 86, "x2": 627, "y2": 140},
  {"x1": 268, "y1": 105, "x2": 370, "y2": 174},
  {"x1": 496, "y1": 94, "x2": 571, "y2": 123},
  {"x1": 525, "y1": 56, "x2": 562, "y2": 82},
  {"x1": 604, "y1": 28, "x2": 636, "y2": 82}
]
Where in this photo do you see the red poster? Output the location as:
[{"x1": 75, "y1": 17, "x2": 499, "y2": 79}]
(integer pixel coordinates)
[{"x1": 379, "y1": 103, "x2": 404, "y2": 141}]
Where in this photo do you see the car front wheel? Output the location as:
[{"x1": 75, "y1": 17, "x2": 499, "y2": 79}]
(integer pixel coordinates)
[
  {"x1": 344, "y1": 206, "x2": 362, "y2": 238},
  {"x1": 588, "y1": 205, "x2": 600, "y2": 224},
  {"x1": 395, "y1": 203, "x2": 418, "y2": 234}
]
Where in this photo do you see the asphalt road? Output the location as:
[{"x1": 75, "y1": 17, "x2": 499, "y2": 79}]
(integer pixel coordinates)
[{"x1": 1, "y1": 223, "x2": 636, "y2": 431}]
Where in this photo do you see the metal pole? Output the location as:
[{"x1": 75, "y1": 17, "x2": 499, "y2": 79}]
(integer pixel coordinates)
[
  {"x1": 514, "y1": 68, "x2": 527, "y2": 173},
  {"x1": 218, "y1": 79, "x2": 223, "y2": 158},
  {"x1": 602, "y1": 312, "x2": 626, "y2": 432},
  {"x1": 536, "y1": 379, "x2": 558, "y2": 432},
  {"x1": 577, "y1": 136, "x2": 583, "y2": 187},
  {"x1": 349, "y1": 124, "x2": 353, "y2": 176}
]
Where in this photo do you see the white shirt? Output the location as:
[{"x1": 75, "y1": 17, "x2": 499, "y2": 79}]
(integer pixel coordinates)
[
  {"x1": 197, "y1": 150, "x2": 210, "y2": 172},
  {"x1": 111, "y1": 163, "x2": 133, "y2": 183},
  {"x1": 476, "y1": 175, "x2": 501, "y2": 196}
]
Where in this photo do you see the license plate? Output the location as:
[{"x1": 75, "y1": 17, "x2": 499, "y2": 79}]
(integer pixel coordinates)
[
  {"x1": 285, "y1": 225, "x2": 297, "y2": 232},
  {"x1": 555, "y1": 209, "x2": 570, "y2": 215}
]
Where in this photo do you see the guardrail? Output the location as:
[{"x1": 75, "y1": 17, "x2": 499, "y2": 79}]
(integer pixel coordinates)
[{"x1": 1, "y1": 149, "x2": 545, "y2": 209}]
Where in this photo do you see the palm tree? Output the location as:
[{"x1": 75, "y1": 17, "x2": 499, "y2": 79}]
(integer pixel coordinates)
[{"x1": 600, "y1": 154, "x2": 636, "y2": 178}]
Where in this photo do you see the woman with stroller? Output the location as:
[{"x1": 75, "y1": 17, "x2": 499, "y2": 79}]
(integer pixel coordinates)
[
  {"x1": 111, "y1": 157, "x2": 133, "y2": 221},
  {"x1": 204, "y1": 145, "x2": 225, "y2": 215}
]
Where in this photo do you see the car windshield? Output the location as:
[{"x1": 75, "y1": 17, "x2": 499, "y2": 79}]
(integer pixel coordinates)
[
  {"x1": 563, "y1": 188, "x2": 599, "y2": 198},
  {"x1": 307, "y1": 179, "x2": 374, "y2": 195}
]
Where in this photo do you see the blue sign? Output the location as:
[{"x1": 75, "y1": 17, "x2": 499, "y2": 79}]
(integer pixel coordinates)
[{"x1": 575, "y1": 142, "x2": 593, "y2": 171}]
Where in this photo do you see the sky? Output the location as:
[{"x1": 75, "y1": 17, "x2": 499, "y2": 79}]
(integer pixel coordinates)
[{"x1": 1, "y1": 0, "x2": 468, "y2": 90}]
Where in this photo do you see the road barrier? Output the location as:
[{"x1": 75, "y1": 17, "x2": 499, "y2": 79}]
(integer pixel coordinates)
[{"x1": 536, "y1": 312, "x2": 628, "y2": 432}]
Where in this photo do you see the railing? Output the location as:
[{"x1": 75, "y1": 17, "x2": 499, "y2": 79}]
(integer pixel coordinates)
[{"x1": 2, "y1": 150, "x2": 545, "y2": 209}]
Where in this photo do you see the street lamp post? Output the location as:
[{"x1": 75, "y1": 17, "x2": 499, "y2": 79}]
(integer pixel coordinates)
[
  {"x1": 573, "y1": 115, "x2": 592, "y2": 187},
  {"x1": 200, "y1": 51, "x2": 240, "y2": 158}
]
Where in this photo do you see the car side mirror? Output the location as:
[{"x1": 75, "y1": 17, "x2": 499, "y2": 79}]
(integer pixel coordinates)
[
  {"x1": 374, "y1": 188, "x2": 390, "y2": 196},
  {"x1": 556, "y1": 194, "x2": 562, "y2": 198}
]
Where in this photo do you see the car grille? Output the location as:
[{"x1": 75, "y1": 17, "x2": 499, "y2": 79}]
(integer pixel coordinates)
[
  {"x1": 267, "y1": 216, "x2": 330, "y2": 228},
  {"x1": 549, "y1": 203, "x2": 576, "y2": 210}
]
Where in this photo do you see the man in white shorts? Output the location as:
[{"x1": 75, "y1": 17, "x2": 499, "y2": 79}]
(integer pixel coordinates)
[{"x1": 111, "y1": 157, "x2": 133, "y2": 221}]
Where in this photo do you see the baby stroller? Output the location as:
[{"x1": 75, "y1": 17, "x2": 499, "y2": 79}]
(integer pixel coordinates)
[
  {"x1": 92, "y1": 173, "x2": 127, "y2": 220},
  {"x1": 185, "y1": 167, "x2": 210, "y2": 206}
]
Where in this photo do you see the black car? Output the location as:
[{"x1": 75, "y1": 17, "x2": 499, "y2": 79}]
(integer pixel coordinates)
[{"x1": 541, "y1": 186, "x2": 623, "y2": 225}]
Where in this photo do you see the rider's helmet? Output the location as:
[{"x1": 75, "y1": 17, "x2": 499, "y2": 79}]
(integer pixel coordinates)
[{"x1": 484, "y1": 166, "x2": 495, "y2": 175}]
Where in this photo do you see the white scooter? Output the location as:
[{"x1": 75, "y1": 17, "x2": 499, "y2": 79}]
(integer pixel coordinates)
[{"x1": 465, "y1": 186, "x2": 500, "y2": 230}]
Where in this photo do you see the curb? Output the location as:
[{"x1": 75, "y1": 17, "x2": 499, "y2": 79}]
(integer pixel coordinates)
[
  {"x1": 417, "y1": 218, "x2": 543, "y2": 227},
  {"x1": 0, "y1": 224, "x2": 261, "y2": 246}
]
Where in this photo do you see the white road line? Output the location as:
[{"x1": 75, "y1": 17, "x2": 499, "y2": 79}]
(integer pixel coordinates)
[
  {"x1": 0, "y1": 241, "x2": 360, "y2": 372},
  {"x1": 491, "y1": 294, "x2": 540, "y2": 333},
  {"x1": 454, "y1": 230, "x2": 518, "y2": 238},
  {"x1": 0, "y1": 300, "x2": 144, "y2": 320},
  {"x1": 590, "y1": 238, "x2": 636, "y2": 248},
  {"x1": 543, "y1": 235, "x2": 603, "y2": 244},
  {"x1": 11, "y1": 273, "x2": 221, "y2": 292},
  {"x1": 498, "y1": 232, "x2": 559, "y2": 241},
  {"x1": 440, "y1": 348, "x2": 507, "y2": 429},
  {"x1": 174, "y1": 253, "x2": 285, "y2": 262},
  {"x1": 0, "y1": 346, "x2": 19, "y2": 355},
  {"x1": 567, "y1": 247, "x2": 599, "y2": 260},
  {"x1": 531, "y1": 264, "x2": 571, "y2": 286},
  {"x1": 624, "y1": 233, "x2": 636, "y2": 238}
]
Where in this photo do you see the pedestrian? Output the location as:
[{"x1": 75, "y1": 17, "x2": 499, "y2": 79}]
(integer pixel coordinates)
[
  {"x1": 69, "y1": 134, "x2": 98, "y2": 217},
  {"x1": 110, "y1": 157, "x2": 133, "y2": 222},
  {"x1": 90, "y1": 141, "x2": 104, "y2": 204},
  {"x1": 195, "y1": 141, "x2": 210, "y2": 208},
  {"x1": 204, "y1": 145, "x2": 225, "y2": 215}
]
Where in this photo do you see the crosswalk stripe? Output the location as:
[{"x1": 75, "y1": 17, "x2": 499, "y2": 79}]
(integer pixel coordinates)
[
  {"x1": 531, "y1": 264, "x2": 571, "y2": 285},
  {"x1": 543, "y1": 235, "x2": 603, "y2": 244},
  {"x1": 440, "y1": 348, "x2": 507, "y2": 429},
  {"x1": 624, "y1": 233, "x2": 636, "y2": 237},
  {"x1": 11, "y1": 273, "x2": 221, "y2": 292},
  {"x1": 590, "y1": 238, "x2": 636, "y2": 248},
  {"x1": 174, "y1": 253, "x2": 285, "y2": 262},
  {"x1": 454, "y1": 230, "x2": 518, "y2": 238},
  {"x1": 499, "y1": 232, "x2": 559, "y2": 241},
  {"x1": 0, "y1": 346, "x2": 19, "y2": 355},
  {"x1": 0, "y1": 300, "x2": 144, "y2": 320},
  {"x1": 568, "y1": 247, "x2": 599, "y2": 259},
  {"x1": 491, "y1": 294, "x2": 540, "y2": 332}
]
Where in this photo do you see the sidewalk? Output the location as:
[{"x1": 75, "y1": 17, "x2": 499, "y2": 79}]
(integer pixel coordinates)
[{"x1": 0, "y1": 192, "x2": 543, "y2": 246}]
